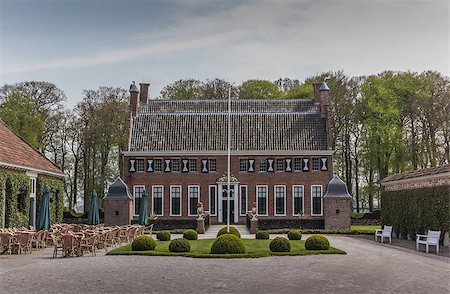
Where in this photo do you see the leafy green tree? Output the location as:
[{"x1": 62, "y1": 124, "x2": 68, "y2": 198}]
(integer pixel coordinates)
[
  {"x1": 284, "y1": 83, "x2": 314, "y2": 99},
  {"x1": 239, "y1": 80, "x2": 283, "y2": 99},
  {"x1": 160, "y1": 79, "x2": 202, "y2": 100},
  {"x1": 0, "y1": 89, "x2": 45, "y2": 150}
]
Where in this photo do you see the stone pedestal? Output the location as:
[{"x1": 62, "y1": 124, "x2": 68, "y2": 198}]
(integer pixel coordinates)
[
  {"x1": 250, "y1": 217, "x2": 258, "y2": 234},
  {"x1": 196, "y1": 217, "x2": 205, "y2": 234}
]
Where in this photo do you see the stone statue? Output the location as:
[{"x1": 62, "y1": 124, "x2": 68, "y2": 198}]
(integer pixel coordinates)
[
  {"x1": 251, "y1": 202, "x2": 257, "y2": 219},
  {"x1": 197, "y1": 202, "x2": 204, "y2": 218}
]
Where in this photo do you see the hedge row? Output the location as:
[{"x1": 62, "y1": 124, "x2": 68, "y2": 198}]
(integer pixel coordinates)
[{"x1": 382, "y1": 185, "x2": 449, "y2": 240}]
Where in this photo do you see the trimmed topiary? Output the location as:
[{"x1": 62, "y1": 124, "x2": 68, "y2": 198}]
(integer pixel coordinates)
[
  {"x1": 305, "y1": 235, "x2": 330, "y2": 250},
  {"x1": 217, "y1": 226, "x2": 241, "y2": 238},
  {"x1": 287, "y1": 230, "x2": 302, "y2": 240},
  {"x1": 131, "y1": 235, "x2": 156, "y2": 251},
  {"x1": 183, "y1": 229, "x2": 198, "y2": 240},
  {"x1": 169, "y1": 238, "x2": 191, "y2": 252},
  {"x1": 156, "y1": 231, "x2": 171, "y2": 241},
  {"x1": 210, "y1": 234, "x2": 246, "y2": 254},
  {"x1": 269, "y1": 237, "x2": 291, "y2": 252},
  {"x1": 255, "y1": 231, "x2": 270, "y2": 239}
]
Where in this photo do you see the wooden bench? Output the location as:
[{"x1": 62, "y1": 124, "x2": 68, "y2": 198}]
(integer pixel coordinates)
[{"x1": 416, "y1": 230, "x2": 440, "y2": 253}]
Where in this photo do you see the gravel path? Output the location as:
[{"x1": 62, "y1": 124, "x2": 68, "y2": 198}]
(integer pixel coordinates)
[{"x1": 0, "y1": 235, "x2": 449, "y2": 294}]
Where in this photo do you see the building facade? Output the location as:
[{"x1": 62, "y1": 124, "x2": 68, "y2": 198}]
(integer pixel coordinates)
[
  {"x1": 123, "y1": 82, "x2": 340, "y2": 228},
  {"x1": 0, "y1": 120, "x2": 65, "y2": 228}
]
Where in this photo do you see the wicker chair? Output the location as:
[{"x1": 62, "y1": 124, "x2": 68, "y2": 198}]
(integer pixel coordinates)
[
  {"x1": 61, "y1": 234, "x2": 77, "y2": 257},
  {"x1": 0, "y1": 232, "x2": 13, "y2": 255},
  {"x1": 15, "y1": 232, "x2": 33, "y2": 254},
  {"x1": 51, "y1": 234, "x2": 64, "y2": 258},
  {"x1": 81, "y1": 235, "x2": 98, "y2": 257}
]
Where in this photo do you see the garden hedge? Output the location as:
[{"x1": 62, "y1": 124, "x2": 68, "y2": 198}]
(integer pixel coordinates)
[
  {"x1": 210, "y1": 234, "x2": 246, "y2": 254},
  {"x1": 156, "y1": 231, "x2": 171, "y2": 241},
  {"x1": 382, "y1": 186, "x2": 449, "y2": 240},
  {"x1": 287, "y1": 230, "x2": 302, "y2": 240},
  {"x1": 255, "y1": 231, "x2": 270, "y2": 239},
  {"x1": 183, "y1": 229, "x2": 198, "y2": 240},
  {"x1": 217, "y1": 226, "x2": 241, "y2": 238},
  {"x1": 305, "y1": 235, "x2": 330, "y2": 250},
  {"x1": 132, "y1": 236, "x2": 156, "y2": 251},
  {"x1": 269, "y1": 237, "x2": 291, "y2": 252},
  {"x1": 169, "y1": 238, "x2": 191, "y2": 252}
]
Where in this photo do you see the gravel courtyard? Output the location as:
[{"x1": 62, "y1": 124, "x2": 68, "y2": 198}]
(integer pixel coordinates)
[{"x1": 0, "y1": 235, "x2": 449, "y2": 294}]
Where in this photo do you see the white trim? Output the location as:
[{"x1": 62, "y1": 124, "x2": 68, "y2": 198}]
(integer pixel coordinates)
[
  {"x1": 239, "y1": 185, "x2": 248, "y2": 216},
  {"x1": 274, "y1": 185, "x2": 286, "y2": 216},
  {"x1": 133, "y1": 185, "x2": 146, "y2": 216},
  {"x1": 256, "y1": 185, "x2": 268, "y2": 216},
  {"x1": 292, "y1": 185, "x2": 305, "y2": 216},
  {"x1": 0, "y1": 160, "x2": 65, "y2": 178},
  {"x1": 209, "y1": 185, "x2": 217, "y2": 216},
  {"x1": 188, "y1": 185, "x2": 200, "y2": 216},
  {"x1": 152, "y1": 185, "x2": 164, "y2": 216},
  {"x1": 123, "y1": 150, "x2": 335, "y2": 157},
  {"x1": 169, "y1": 185, "x2": 182, "y2": 216},
  {"x1": 311, "y1": 185, "x2": 323, "y2": 216},
  {"x1": 217, "y1": 183, "x2": 239, "y2": 223}
]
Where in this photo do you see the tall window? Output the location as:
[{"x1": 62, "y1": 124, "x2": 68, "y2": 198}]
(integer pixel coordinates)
[
  {"x1": 239, "y1": 159, "x2": 247, "y2": 172},
  {"x1": 133, "y1": 186, "x2": 145, "y2": 216},
  {"x1": 154, "y1": 159, "x2": 162, "y2": 172},
  {"x1": 189, "y1": 159, "x2": 197, "y2": 172},
  {"x1": 276, "y1": 159, "x2": 284, "y2": 172},
  {"x1": 170, "y1": 186, "x2": 181, "y2": 216},
  {"x1": 152, "y1": 186, "x2": 163, "y2": 216},
  {"x1": 311, "y1": 185, "x2": 323, "y2": 215},
  {"x1": 240, "y1": 185, "x2": 248, "y2": 216},
  {"x1": 209, "y1": 159, "x2": 217, "y2": 172},
  {"x1": 293, "y1": 185, "x2": 304, "y2": 215},
  {"x1": 294, "y1": 158, "x2": 302, "y2": 172},
  {"x1": 136, "y1": 159, "x2": 145, "y2": 172},
  {"x1": 259, "y1": 159, "x2": 267, "y2": 172},
  {"x1": 256, "y1": 186, "x2": 268, "y2": 216},
  {"x1": 274, "y1": 186, "x2": 286, "y2": 215},
  {"x1": 188, "y1": 186, "x2": 200, "y2": 216},
  {"x1": 209, "y1": 185, "x2": 216, "y2": 216},
  {"x1": 172, "y1": 159, "x2": 180, "y2": 172}
]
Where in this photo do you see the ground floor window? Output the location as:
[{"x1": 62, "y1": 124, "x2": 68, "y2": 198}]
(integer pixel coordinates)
[
  {"x1": 311, "y1": 185, "x2": 323, "y2": 215},
  {"x1": 152, "y1": 186, "x2": 164, "y2": 216},
  {"x1": 274, "y1": 185, "x2": 286, "y2": 215},
  {"x1": 209, "y1": 185, "x2": 216, "y2": 216},
  {"x1": 188, "y1": 186, "x2": 200, "y2": 216},
  {"x1": 293, "y1": 185, "x2": 304, "y2": 215},
  {"x1": 256, "y1": 185, "x2": 268, "y2": 216},
  {"x1": 133, "y1": 186, "x2": 145, "y2": 216},
  {"x1": 240, "y1": 185, "x2": 248, "y2": 216},
  {"x1": 170, "y1": 186, "x2": 181, "y2": 216}
]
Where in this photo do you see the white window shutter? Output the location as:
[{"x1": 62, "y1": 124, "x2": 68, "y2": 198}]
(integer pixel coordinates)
[
  {"x1": 267, "y1": 159, "x2": 274, "y2": 172},
  {"x1": 182, "y1": 160, "x2": 189, "y2": 172},
  {"x1": 321, "y1": 158, "x2": 328, "y2": 170},
  {"x1": 285, "y1": 159, "x2": 292, "y2": 172},
  {"x1": 248, "y1": 159, "x2": 255, "y2": 172},
  {"x1": 202, "y1": 160, "x2": 208, "y2": 173},
  {"x1": 303, "y1": 158, "x2": 309, "y2": 171},
  {"x1": 165, "y1": 160, "x2": 171, "y2": 172},
  {"x1": 129, "y1": 159, "x2": 136, "y2": 172},
  {"x1": 147, "y1": 160, "x2": 153, "y2": 172}
]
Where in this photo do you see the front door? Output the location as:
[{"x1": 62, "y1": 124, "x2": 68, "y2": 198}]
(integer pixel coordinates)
[{"x1": 218, "y1": 184, "x2": 238, "y2": 223}]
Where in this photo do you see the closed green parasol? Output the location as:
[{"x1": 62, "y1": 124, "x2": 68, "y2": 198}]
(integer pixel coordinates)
[
  {"x1": 138, "y1": 189, "x2": 149, "y2": 225},
  {"x1": 87, "y1": 191, "x2": 100, "y2": 225},
  {"x1": 37, "y1": 186, "x2": 51, "y2": 230}
]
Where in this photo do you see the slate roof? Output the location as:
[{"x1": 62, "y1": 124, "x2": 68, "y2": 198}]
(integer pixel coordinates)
[
  {"x1": 381, "y1": 164, "x2": 450, "y2": 183},
  {"x1": 324, "y1": 175, "x2": 351, "y2": 198},
  {"x1": 0, "y1": 120, "x2": 64, "y2": 176},
  {"x1": 129, "y1": 99, "x2": 329, "y2": 152},
  {"x1": 104, "y1": 177, "x2": 132, "y2": 199}
]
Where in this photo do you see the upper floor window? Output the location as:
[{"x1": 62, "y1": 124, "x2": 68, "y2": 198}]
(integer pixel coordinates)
[
  {"x1": 276, "y1": 159, "x2": 284, "y2": 172},
  {"x1": 239, "y1": 159, "x2": 247, "y2": 172},
  {"x1": 259, "y1": 159, "x2": 267, "y2": 172},
  {"x1": 209, "y1": 159, "x2": 217, "y2": 172},
  {"x1": 294, "y1": 158, "x2": 302, "y2": 172},
  {"x1": 136, "y1": 159, "x2": 145, "y2": 172},
  {"x1": 172, "y1": 159, "x2": 180, "y2": 172},
  {"x1": 154, "y1": 159, "x2": 162, "y2": 172},
  {"x1": 189, "y1": 159, "x2": 197, "y2": 172},
  {"x1": 312, "y1": 158, "x2": 321, "y2": 171}
]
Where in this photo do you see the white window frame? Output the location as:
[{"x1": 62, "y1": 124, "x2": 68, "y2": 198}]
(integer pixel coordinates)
[
  {"x1": 256, "y1": 185, "x2": 268, "y2": 216},
  {"x1": 311, "y1": 185, "x2": 323, "y2": 216},
  {"x1": 274, "y1": 185, "x2": 286, "y2": 216},
  {"x1": 292, "y1": 185, "x2": 305, "y2": 216},
  {"x1": 240, "y1": 185, "x2": 248, "y2": 216},
  {"x1": 188, "y1": 185, "x2": 200, "y2": 216},
  {"x1": 133, "y1": 185, "x2": 146, "y2": 216},
  {"x1": 170, "y1": 185, "x2": 182, "y2": 216},
  {"x1": 152, "y1": 185, "x2": 164, "y2": 216},
  {"x1": 209, "y1": 185, "x2": 217, "y2": 216}
]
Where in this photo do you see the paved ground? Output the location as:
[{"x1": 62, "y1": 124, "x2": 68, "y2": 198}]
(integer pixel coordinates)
[{"x1": 1, "y1": 229, "x2": 449, "y2": 294}]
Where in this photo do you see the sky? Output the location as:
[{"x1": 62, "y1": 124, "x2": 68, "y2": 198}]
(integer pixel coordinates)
[{"x1": 0, "y1": 0, "x2": 448, "y2": 107}]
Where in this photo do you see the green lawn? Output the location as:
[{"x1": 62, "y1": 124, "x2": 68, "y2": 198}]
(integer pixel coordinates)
[
  {"x1": 106, "y1": 238, "x2": 346, "y2": 258},
  {"x1": 350, "y1": 225, "x2": 381, "y2": 232}
]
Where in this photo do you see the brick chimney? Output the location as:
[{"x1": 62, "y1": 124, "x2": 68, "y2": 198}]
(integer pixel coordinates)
[
  {"x1": 139, "y1": 83, "x2": 150, "y2": 105},
  {"x1": 129, "y1": 81, "x2": 139, "y2": 117},
  {"x1": 313, "y1": 81, "x2": 332, "y2": 149}
]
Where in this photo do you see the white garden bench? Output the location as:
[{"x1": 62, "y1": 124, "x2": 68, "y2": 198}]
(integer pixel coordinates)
[
  {"x1": 375, "y1": 225, "x2": 392, "y2": 243},
  {"x1": 416, "y1": 230, "x2": 441, "y2": 253}
]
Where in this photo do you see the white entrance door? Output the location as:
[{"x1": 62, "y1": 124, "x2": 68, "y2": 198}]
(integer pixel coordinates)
[{"x1": 217, "y1": 183, "x2": 239, "y2": 223}]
